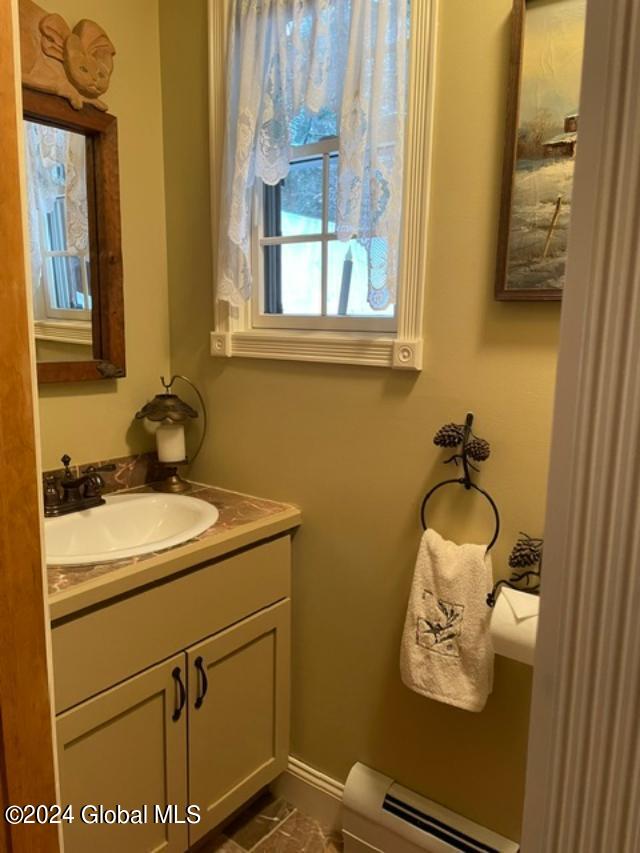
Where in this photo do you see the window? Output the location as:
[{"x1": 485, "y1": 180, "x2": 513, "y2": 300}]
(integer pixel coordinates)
[
  {"x1": 39, "y1": 190, "x2": 92, "y2": 323},
  {"x1": 25, "y1": 120, "x2": 93, "y2": 346},
  {"x1": 210, "y1": 0, "x2": 438, "y2": 371},
  {"x1": 253, "y1": 139, "x2": 396, "y2": 333}
]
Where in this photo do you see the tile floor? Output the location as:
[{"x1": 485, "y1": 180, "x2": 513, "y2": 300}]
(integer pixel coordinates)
[{"x1": 198, "y1": 792, "x2": 343, "y2": 852}]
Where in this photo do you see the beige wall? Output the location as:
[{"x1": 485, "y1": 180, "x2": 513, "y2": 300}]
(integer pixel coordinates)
[
  {"x1": 159, "y1": 0, "x2": 560, "y2": 841},
  {"x1": 36, "y1": 0, "x2": 170, "y2": 470}
]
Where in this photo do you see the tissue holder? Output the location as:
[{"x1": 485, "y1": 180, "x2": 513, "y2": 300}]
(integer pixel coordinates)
[{"x1": 490, "y1": 587, "x2": 539, "y2": 666}]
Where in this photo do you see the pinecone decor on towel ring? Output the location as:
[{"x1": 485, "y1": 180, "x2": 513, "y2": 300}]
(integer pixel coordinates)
[
  {"x1": 466, "y1": 437, "x2": 491, "y2": 462},
  {"x1": 433, "y1": 424, "x2": 491, "y2": 460},
  {"x1": 422, "y1": 413, "x2": 500, "y2": 553},
  {"x1": 432, "y1": 417, "x2": 492, "y2": 470},
  {"x1": 433, "y1": 423, "x2": 465, "y2": 448}
]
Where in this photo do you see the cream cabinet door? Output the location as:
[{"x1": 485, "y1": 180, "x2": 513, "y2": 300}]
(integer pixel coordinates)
[
  {"x1": 187, "y1": 599, "x2": 290, "y2": 843},
  {"x1": 57, "y1": 654, "x2": 189, "y2": 853}
]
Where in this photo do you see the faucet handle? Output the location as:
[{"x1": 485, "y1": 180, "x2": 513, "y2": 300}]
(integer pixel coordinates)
[
  {"x1": 83, "y1": 470, "x2": 106, "y2": 499},
  {"x1": 43, "y1": 475, "x2": 61, "y2": 509},
  {"x1": 61, "y1": 454, "x2": 73, "y2": 479}
]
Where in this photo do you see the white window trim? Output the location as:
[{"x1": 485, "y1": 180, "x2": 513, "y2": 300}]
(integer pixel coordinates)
[{"x1": 208, "y1": 0, "x2": 438, "y2": 371}]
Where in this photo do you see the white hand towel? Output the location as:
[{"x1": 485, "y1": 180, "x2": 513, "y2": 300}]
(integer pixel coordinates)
[{"x1": 400, "y1": 528, "x2": 494, "y2": 712}]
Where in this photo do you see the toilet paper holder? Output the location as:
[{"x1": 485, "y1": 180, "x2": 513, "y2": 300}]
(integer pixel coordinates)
[{"x1": 487, "y1": 532, "x2": 543, "y2": 607}]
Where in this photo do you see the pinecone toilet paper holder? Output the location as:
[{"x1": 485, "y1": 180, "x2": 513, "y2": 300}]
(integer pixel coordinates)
[
  {"x1": 421, "y1": 412, "x2": 500, "y2": 552},
  {"x1": 486, "y1": 533, "x2": 543, "y2": 607}
]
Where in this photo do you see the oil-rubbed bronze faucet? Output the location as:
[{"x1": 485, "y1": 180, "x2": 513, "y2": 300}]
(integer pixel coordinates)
[{"x1": 43, "y1": 455, "x2": 116, "y2": 518}]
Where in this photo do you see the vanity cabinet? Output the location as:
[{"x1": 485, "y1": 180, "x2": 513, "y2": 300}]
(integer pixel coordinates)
[
  {"x1": 187, "y1": 602, "x2": 290, "y2": 843},
  {"x1": 51, "y1": 536, "x2": 292, "y2": 852},
  {"x1": 57, "y1": 655, "x2": 188, "y2": 853}
]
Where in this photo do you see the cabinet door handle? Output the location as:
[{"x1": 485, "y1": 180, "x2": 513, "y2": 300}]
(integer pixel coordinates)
[
  {"x1": 194, "y1": 656, "x2": 208, "y2": 709},
  {"x1": 172, "y1": 666, "x2": 186, "y2": 722}
]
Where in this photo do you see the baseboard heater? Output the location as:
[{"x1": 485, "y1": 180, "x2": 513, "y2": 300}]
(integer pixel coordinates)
[{"x1": 342, "y1": 763, "x2": 520, "y2": 853}]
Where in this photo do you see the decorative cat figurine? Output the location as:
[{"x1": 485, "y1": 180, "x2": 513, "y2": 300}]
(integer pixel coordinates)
[{"x1": 20, "y1": 0, "x2": 115, "y2": 111}]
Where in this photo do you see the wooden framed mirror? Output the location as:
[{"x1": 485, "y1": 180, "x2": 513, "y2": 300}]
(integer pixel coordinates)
[{"x1": 23, "y1": 89, "x2": 125, "y2": 382}]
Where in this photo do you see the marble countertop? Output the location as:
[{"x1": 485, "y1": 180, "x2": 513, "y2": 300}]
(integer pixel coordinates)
[{"x1": 47, "y1": 482, "x2": 301, "y2": 621}]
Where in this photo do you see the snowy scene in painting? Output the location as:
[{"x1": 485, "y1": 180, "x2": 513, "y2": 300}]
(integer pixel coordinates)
[{"x1": 506, "y1": 0, "x2": 586, "y2": 291}]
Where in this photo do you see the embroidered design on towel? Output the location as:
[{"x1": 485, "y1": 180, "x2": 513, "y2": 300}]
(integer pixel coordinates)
[{"x1": 416, "y1": 592, "x2": 465, "y2": 658}]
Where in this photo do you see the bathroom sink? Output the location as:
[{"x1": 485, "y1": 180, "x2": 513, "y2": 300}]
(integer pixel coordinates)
[{"x1": 45, "y1": 493, "x2": 219, "y2": 566}]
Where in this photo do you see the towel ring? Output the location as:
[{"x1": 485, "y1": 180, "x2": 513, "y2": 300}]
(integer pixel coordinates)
[{"x1": 420, "y1": 478, "x2": 501, "y2": 552}]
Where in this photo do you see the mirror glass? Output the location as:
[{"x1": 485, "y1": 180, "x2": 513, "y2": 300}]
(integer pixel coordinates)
[{"x1": 24, "y1": 120, "x2": 94, "y2": 363}]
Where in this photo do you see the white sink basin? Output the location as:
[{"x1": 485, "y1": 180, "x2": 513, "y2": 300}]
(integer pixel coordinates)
[{"x1": 45, "y1": 493, "x2": 219, "y2": 566}]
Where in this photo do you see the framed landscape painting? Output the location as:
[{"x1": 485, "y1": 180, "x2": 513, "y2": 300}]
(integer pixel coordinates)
[{"x1": 496, "y1": 0, "x2": 587, "y2": 301}]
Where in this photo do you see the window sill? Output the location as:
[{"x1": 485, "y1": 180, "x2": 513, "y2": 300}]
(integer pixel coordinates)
[
  {"x1": 210, "y1": 329, "x2": 422, "y2": 370},
  {"x1": 34, "y1": 319, "x2": 92, "y2": 346}
]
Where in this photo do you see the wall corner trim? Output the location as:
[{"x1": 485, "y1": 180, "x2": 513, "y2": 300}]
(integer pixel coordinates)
[
  {"x1": 210, "y1": 331, "x2": 232, "y2": 357},
  {"x1": 392, "y1": 339, "x2": 423, "y2": 370}
]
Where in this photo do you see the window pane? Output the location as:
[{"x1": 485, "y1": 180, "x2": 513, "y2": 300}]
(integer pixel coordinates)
[
  {"x1": 85, "y1": 258, "x2": 92, "y2": 309},
  {"x1": 327, "y1": 154, "x2": 338, "y2": 232},
  {"x1": 46, "y1": 198, "x2": 68, "y2": 251},
  {"x1": 266, "y1": 242, "x2": 322, "y2": 316},
  {"x1": 326, "y1": 240, "x2": 395, "y2": 318},
  {"x1": 46, "y1": 255, "x2": 86, "y2": 311},
  {"x1": 279, "y1": 158, "x2": 323, "y2": 237},
  {"x1": 290, "y1": 108, "x2": 338, "y2": 147}
]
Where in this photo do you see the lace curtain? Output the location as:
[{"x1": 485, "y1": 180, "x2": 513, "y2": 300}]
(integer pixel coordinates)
[
  {"x1": 24, "y1": 122, "x2": 88, "y2": 311},
  {"x1": 218, "y1": 0, "x2": 408, "y2": 309}
]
